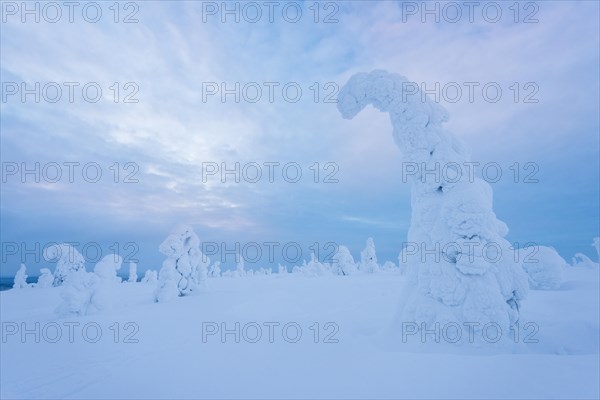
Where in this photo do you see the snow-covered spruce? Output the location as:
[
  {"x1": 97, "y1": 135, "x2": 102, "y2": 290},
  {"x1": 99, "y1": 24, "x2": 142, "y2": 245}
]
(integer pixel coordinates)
[
  {"x1": 360, "y1": 237, "x2": 380, "y2": 273},
  {"x1": 208, "y1": 261, "x2": 222, "y2": 278},
  {"x1": 234, "y1": 256, "x2": 245, "y2": 278},
  {"x1": 572, "y1": 253, "x2": 599, "y2": 268},
  {"x1": 36, "y1": 268, "x2": 54, "y2": 288},
  {"x1": 56, "y1": 254, "x2": 123, "y2": 316},
  {"x1": 337, "y1": 70, "x2": 528, "y2": 333},
  {"x1": 141, "y1": 269, "x2": 158, "y2": 284},
  {"x1": 43, "y1": 243, "x2": 86, "y2": 286},
  {"x1": 155, "y1": 225, "x2": 209, "y2": 301},
  {"x1": 331, "y1": 245, "x2": 357, "y2": 276},
  {"x1": 13, "y1": 263, "x2": 28, "y2": 289},
  {"x1": 128, "y1": 262, "x2": 138, "y2": 283},
  {"x1": 520, "y1": 246, "x2": 565, "y2": 290}
]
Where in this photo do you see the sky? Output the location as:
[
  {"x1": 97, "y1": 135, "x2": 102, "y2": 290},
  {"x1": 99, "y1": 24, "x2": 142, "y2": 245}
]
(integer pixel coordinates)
[{"x1": 1, "y1": 0, "x2": 599, "y2": 276}]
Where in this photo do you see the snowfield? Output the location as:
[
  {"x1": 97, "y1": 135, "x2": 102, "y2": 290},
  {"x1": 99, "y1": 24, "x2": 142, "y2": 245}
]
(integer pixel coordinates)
[{"x1": 1, "y1": 266, "x2": 598, "y2": 399}]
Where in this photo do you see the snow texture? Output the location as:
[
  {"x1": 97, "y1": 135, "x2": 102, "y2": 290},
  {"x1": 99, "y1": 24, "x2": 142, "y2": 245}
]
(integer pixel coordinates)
[{"x1": 337, "y1": 70, "x2": 528, "y2": 333}]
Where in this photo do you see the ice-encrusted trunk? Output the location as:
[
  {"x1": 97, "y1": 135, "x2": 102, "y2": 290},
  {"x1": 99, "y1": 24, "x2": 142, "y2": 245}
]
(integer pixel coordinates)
[{"x1": 337, "y1": 70, "x2": 528, "y2": 332}]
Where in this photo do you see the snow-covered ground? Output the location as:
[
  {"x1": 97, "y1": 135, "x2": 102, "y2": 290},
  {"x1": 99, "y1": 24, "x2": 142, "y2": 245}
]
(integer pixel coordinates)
[{"x1": 1, "y1": 266, "x2": 598, "y2": 399}]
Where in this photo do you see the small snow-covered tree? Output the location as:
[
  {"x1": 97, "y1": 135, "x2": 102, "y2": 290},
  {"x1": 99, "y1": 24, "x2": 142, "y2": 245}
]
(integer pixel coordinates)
[
  {"x1": 305, "y1": 253, "x2": 330, "y2": 276},
  {"x1": 382, "y1": 261, "x2": 397, "y2": 272},
  {"x1": 234, "y1": 256, "x2": 245, "y2": 278},
  {"x1": 155, "y1": 225, "x2": 210, "y2": 301},
  {"x1": 208, "y1": 261, "x2": 222, "y2": 278},
  {"x1": 141, "y1": 269, "x2": 158, "y2": 284},
  {"x1": 128, "y1": 262, "x2": 138, "y2": 283},
  {"x1": 593, "y1": 237, "x2": 600, "y2": 261},
  {"x1": 331, "y1": 246, "x2": 357, "y2": 276},
  {"x1": 36, "y1": 268, "x2": 54, "y2": 288},
  {"x1": 13, "y1": 264, "x2": 28, "y2": 289},
  {"x1": 92, "y1": 254, "x2": 123, "y2": 310},
  {"x1": 278, "y1": 264, "x2": 288, "y2": 274},
  {"x1": 397, "y1": 249, "x2": 409, "y2": 275},
  {"x1": 359, "y1": 238, "x2": 379, "y2": 273},
  {"x1": 521, "y1": 246, "x2": 565, "y2": 290},
  {"x1": 44, "y1": 243, "x2": 85, "y2": 286},
  {"x1": 572, "y1": 253, "x2": 599, "y2": 268}
]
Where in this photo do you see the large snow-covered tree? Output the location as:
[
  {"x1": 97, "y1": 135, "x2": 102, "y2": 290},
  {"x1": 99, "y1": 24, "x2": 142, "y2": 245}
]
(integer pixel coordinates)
[
  {"x1": 43, "y1": 243, "x2": 85, "y2": 286},
  {"x1": 337, "y1": 70, "x2": 528, "y2": 334},
  {"x1": 155, "y1": 225, "x2": 209, "y2": 301}
]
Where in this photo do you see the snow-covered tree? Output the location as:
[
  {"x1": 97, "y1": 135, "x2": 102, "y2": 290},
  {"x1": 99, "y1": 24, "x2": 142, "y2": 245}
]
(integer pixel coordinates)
[
  {"x1": 56, "y1": 254, "x2": 123, "y2": 316},
  {"x1": 208, "y1": 261, "x2": 222, "y2": 278},
  {"x1": 381, "y1": 261, "x2": 397, "y2": 272},
  {"x1": 278, "y1": 264, "x2": 288, "y2": 274},
  {"x1": 359, "y1": 238, "x2": 379, "y2": 273},
  {"x1": 521, "y1": 246, "x2": 565, "y2": 290},
  {"x1": 13, "y1": 264, "x2": 28, "y2": 289},
  {"x1": 337, "y1": 70, "x2": 528, "y2": 334},
  {"x1": 234, "y1": 256, "x2": 245, "y2": 278},
  {"x1": 155, "y1": 225, "x2": 210, "y2": 301},
  {"x1": 56, "y1": 269, "x2": 98, "y2": 316},
  {"x1": 92, "y1": 254, "x2": 123, "y2": 309},
  {"x1": 43, "y1": 243, "x2": 85, "y2": 286},
  {"x1": 593, "y1": 237, "x2": 600, "y2": 261},
  {"x1": 572, "y1": 253, "x2": 598, "y2": 268},
  {"x1": 304, "y1": 253, "x2": 330, "y2": 276},
  {"x1": 397, "y1": 250, "x2": 408, "y2": 275},
  {"x1": 128, "y1": 262, "x2": 138, "y2": 283},
  {"x1": 331, "y1": 246, "x2": 357, "y2": 276},
  {"x1": 36, "y1": 268, "x2": 54, "y2": 288},
  {"x1": 142, "y1": 269, "x2": 158, "y2": 284},
  {"x1": 141, "y1": 269, "x2": 158, "y2": 284}
]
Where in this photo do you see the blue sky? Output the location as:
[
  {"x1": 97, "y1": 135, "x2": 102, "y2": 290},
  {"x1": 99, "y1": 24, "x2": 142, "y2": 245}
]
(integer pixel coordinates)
[{"x1": 1, "y1": 0, "x2": 599, "y2": 276}]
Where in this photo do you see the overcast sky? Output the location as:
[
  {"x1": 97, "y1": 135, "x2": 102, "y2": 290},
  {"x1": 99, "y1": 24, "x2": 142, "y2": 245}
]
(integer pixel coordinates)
[{"x1": 1, "y1": 0, "x2": 598, "y2": 276}]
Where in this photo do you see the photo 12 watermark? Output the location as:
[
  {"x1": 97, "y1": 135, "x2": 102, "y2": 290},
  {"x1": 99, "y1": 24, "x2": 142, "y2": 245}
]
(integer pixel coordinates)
[
  {"x1": 201, "y1": 161, "x2": 339, "y2": 184},
  {"x1": 398, "y1": 1, "x2": 540, "y2": 24},
  {"x1": 401, "y1": 321, "x2": 539, "y2": 344},
  {"x1": 199, "y1": 1, "x2": 340, "y2": 24},
  {"x1": 2, "y1": 321, "x2": 140, "y2": 344},
  {"x1": 1, "y1": 1, "x2": 140, "y2": 24},
  {"x1": 1, "y1": 162, "x2": 140, "y2": 184},
  {"x1": 201, "y1": 321, "x2": 340, "y2": 344},
  {"x1": 1, "y1": 82, "x2": 140, "y2": 104}
]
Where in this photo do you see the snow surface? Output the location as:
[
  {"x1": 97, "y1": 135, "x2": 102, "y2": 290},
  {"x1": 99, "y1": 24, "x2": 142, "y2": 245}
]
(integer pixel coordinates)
[{"x1": 0, "y1": 266, "x2": 598, "y2": 399}]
